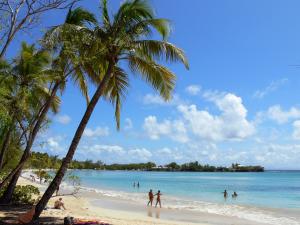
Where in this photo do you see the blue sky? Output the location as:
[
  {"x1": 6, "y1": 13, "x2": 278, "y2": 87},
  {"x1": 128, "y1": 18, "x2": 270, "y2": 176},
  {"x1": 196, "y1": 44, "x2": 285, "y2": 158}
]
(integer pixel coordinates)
[{"x1": 7, "y1": 0, "x2": 300, "y2": 169}]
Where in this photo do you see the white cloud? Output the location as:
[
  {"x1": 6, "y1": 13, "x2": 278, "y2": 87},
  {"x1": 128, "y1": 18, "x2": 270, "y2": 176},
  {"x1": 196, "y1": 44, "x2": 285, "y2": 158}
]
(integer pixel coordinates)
[
  {"x1": 128, "y1": 148, "x2": 152, "y2": 161},
  {"x1": 143, "y1": 116, "x2": 188, "y2": 143},
  {"x1": 45, "y1": 136, "x2": 64, "y2": 153},
  {"x1": 253, "y1": 78, "x2": 288, "y2": 99},
  {"x1": 56, "y1": 114, "x2": 71, "y2": 124},
  {"x1": 47, "y1": 137, "x2": 59, "y2": 148},
  {"x1": 87, "y1": 144, "x2": 125, "y2": 154},
  {"x1": 267, "y1": 105, "x2": 300, "y2": 124},
  {"x1": 142, "y1": 93, "x2": 182, "y2": 106},
  {"x1": 185, "y1": 85, "x2": 201, "y2": 95},
  {"x1": 124, "y1": 118, "x2": 133, "y2": 130},
  {"x1": 178, "y1": 93, "x2": 255, "y2": 141},
  {"x1": 292, "y1": 120, "x2": 300, "y2": 140},
  {"x1": 83, "y1": 126, "x2": 110, "y2": 137}
]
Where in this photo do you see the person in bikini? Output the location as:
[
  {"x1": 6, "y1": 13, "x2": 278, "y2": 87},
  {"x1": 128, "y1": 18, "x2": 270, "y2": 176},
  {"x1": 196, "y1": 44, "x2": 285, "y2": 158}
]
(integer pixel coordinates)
[
  {"x1": 155, "y1": 190, "x2": 162, "y2": 208},
  {"x1": 147, "y1": 189, "x2": 154, "y2": 206}
]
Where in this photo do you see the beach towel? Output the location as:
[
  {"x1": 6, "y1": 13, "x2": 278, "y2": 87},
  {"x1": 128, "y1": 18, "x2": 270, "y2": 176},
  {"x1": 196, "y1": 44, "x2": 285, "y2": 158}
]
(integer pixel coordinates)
[
  {"x1": 64, "y1": 217, "x2": 110, "y2": 225},
  {"x1": 73, "y1": 219, "x2": 110, "y2": 225},
  {"x1": 17, "y1": 207, "x2": 35, "y2": 224}
]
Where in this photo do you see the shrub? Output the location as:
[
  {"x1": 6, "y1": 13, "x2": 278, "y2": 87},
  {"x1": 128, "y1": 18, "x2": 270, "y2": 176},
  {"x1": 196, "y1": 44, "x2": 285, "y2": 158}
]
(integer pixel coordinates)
[
  {"x1": 0, "y1": 185, "x2": 40, "y2": 205},
  {"x1": 13, "y1": 185, "x2": 40, "y2": 204}
]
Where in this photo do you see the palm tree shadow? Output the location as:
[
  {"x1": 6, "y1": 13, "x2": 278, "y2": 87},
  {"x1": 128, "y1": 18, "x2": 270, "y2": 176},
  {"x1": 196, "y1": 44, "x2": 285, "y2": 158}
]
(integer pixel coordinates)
[{"x1": 0, "y1": 205, "x2": 63, "y2": 224}]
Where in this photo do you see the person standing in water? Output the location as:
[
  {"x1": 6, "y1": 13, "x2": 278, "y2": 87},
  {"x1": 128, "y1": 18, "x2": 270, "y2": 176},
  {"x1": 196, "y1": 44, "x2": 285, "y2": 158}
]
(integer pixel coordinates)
[
  {"x1": 155, "y1": 190, "x2": 162, "y2": 208},
  {"x1": 133, "y1": 182, "x2": 136, "y2": 188},
  {"x1": 147, "y1": 189, "x2": 154, "y2": 206},
  {"x1": 137, "y1": 182, "x2": 140, "y2": 188},
  {"x1": 223, "y1": 190, "x2": 228, "y2": 199},
  {"x1": 232, "y1": 191, "x2": 238, "y2": 198}
]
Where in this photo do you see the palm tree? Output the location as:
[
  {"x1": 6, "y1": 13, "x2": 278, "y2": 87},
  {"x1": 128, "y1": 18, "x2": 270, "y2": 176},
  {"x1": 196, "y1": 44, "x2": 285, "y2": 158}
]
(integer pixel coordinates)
[
  {"x1": 0, "y1": 8, "x2": 97, "y2": 202},
  {"x1": 0, "y1": 43, "x2": 56, "y2": 202},
  {"x1": 33, "y1": 0, "x2": 189, "y2": 220}
]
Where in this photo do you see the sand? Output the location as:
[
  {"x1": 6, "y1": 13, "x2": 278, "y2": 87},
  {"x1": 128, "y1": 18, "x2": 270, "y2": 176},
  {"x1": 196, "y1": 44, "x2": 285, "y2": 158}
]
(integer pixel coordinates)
[{"x1": 0, "y1": 177, "x2": 204, "y2": 225}]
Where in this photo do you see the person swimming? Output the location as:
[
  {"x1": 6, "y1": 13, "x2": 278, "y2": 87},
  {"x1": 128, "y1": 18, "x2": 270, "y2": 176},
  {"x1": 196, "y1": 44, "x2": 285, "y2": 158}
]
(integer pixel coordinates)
[
  {"x1": 155, "y1": 190, "x2": 162, "y2": 208},
  {"x1": 147, "y1": 189, "x2": 154, "y2": 206},
  {"x1": 232, "y1": 191, "x2": 238, "y2": 198}
]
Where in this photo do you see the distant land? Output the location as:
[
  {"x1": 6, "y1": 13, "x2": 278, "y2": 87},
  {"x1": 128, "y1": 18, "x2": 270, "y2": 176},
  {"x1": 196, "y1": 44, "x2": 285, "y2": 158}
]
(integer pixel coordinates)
[{"x1": 27, "y1": 152, "x2": 264, "y2": 172}]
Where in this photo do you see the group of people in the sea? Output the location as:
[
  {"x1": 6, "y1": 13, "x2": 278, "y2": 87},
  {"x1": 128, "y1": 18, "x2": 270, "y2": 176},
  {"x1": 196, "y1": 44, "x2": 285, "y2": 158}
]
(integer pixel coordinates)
[
  {"x1": 223, "y1": 189, "x2": 238, "y2": 199},
  {"x1": 133, "y1": 181, "x2": 140, "y2": 188}
]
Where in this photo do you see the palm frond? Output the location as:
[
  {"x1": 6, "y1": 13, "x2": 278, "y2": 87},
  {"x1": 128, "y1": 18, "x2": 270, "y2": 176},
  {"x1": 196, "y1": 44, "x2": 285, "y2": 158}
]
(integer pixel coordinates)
[
  {"x1": 101, "y1": 0, "x2": 111, "y2": 28},
  {"x1": 134, "y1": 40, "x2": 189, "y2": 69},
  {"x1": 65, "y1": 7, "x2": 97, "y2": 26},
  {"x1": 128, "y1": 55, "x2": 175, "y2": 100}
]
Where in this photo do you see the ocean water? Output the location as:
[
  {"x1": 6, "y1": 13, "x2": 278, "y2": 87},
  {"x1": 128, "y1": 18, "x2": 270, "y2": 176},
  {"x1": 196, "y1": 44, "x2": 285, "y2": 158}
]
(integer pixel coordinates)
[{"x1": 71, "y1": 170, "x2": 300, "y2": 209}]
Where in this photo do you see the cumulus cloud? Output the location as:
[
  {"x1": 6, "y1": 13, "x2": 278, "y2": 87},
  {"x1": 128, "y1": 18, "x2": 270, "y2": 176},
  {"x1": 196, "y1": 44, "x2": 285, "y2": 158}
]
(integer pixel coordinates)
[
  {"x1": 128, "y1": 148, "x2": 152, "y2": 161},
  {"x1": 178, "y1": 93, "x2": 255, "y2": 141},
  {"x1": 142, "y1": 93, "x2": 182, "y2": 106},
  {"x1": 47, "y1": 137, "x2": 59, "y2": 148},
  {"x1": 292, "y1": 120, "x2": 300, "y2": 140},
  {"x1": 86, "y1": 144, "x2": 125, "y2": 154},
  {"x1": 143, "y1": 116, "x2": 189, "y2": 143},
  {"x1": 78, "y1": 144, "x2": 153, "y2": 163},
  {"x1": 45, "y1": 136, "x2": 64, "y2": 153},
  {"x1": 253, "y1": 78, "x2": 288, "y2": 99},
  {"x1": 185, "y1": 85, "x2": 201, "y2": 95},
  {"x1": 83, "y1": 126, "x2": 109, "y2": 137},
  {"x1": 267, "y1": 105, "x2": 300, "y2": 124},
  {"x1": 56, "y1": 114, "x2": 71, "y2": 124}
]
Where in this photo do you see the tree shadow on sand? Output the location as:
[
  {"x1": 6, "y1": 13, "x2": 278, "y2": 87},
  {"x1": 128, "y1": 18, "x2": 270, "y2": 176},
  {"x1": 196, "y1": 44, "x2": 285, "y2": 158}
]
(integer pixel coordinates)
[{"x1": 0, "y1": 205, "x2": 63, "y2": 225}]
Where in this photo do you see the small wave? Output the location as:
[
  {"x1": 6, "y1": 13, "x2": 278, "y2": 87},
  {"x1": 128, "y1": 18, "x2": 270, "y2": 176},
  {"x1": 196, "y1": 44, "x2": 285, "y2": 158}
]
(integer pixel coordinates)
[{"x1": 78, "y1": 185, "x2": 300, "y2": 225}]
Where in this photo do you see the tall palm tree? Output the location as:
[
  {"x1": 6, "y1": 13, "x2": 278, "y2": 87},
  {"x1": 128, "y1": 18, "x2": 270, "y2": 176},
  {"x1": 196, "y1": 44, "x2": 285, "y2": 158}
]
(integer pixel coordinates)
[
  {"x1": 0, "y1": 8, "x2": 97, "y2": 202},
  {"x1": 33, "y1": 0, "x2": 189, "y2": 220}
]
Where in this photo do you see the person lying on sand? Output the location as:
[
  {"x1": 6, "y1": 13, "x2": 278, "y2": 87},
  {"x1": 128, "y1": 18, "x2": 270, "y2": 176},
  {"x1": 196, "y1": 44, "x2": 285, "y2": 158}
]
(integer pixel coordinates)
[{"x1": 54, "y1": 198, "x2": 66, "y2": 210}]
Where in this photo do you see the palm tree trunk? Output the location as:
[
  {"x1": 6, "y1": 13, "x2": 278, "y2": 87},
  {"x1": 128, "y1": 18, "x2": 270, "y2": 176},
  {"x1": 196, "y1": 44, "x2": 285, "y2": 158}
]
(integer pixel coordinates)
[
  {"x1": 33, "y1": 62, "x2": 114, "y2": 221},
  {"x1": 0, "y1": 82, "x2": 61, "y2": 198},
  {"x1": 0, "y1": 124, "x2": 14, "y2": 170}
]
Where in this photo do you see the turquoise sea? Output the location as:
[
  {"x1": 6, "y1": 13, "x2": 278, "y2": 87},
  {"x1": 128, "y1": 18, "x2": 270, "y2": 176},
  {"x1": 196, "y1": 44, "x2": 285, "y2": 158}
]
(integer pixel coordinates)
[{"x1": 72, "y1": 170, "x2": 300, "y2": 209}]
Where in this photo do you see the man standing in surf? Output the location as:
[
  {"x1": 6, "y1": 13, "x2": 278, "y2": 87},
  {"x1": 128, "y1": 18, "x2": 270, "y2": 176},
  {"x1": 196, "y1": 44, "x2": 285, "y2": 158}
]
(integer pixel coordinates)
[{"x1": 147, "y1": 189, "x2": 154, "y2": 206}]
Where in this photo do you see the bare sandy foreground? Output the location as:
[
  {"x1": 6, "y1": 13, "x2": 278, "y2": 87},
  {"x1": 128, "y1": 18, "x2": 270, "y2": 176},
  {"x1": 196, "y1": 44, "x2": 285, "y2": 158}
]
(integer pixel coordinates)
[{"x1": 0, "y1": 177, "x2": 270, "y2": 225}]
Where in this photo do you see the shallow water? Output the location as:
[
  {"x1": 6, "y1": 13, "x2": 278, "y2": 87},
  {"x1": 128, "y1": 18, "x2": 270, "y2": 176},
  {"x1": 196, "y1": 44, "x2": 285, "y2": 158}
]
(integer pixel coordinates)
[{"x1": 71, "y1": 170, "x2": 300, "y2": 209}]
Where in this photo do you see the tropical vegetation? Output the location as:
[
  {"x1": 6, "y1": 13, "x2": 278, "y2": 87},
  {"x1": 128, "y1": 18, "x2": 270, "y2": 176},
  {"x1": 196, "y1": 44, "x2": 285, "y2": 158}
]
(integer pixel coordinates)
[{"x1": 0, "y1": 0, "x2": 188, "y2": 222}]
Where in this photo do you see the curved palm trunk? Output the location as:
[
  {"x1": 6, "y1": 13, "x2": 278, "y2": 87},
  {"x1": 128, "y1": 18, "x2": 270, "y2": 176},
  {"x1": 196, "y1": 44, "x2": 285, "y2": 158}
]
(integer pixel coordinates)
[
  {"x1": 0, "y1": 124, "x2": 14, "y2": 170},
  {"x1": 0, "y1": 82, "x2": 61, "y2": 202},
  {"x1": 33, "y1": 62, "x2": 114, "y2": 221}
]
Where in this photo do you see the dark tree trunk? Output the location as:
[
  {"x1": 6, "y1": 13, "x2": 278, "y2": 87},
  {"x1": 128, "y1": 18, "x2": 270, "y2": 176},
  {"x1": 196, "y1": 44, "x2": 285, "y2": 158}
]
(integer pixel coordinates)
[
  {"x1": 0, "y1": 124, "x2": 14, "y2": 170},
  {"x1": 33, "y1": 62, "x2": 114, "y2": 221},
  {"x1": 0, "y1": 82, "x2": 61, "y2": 198}
]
